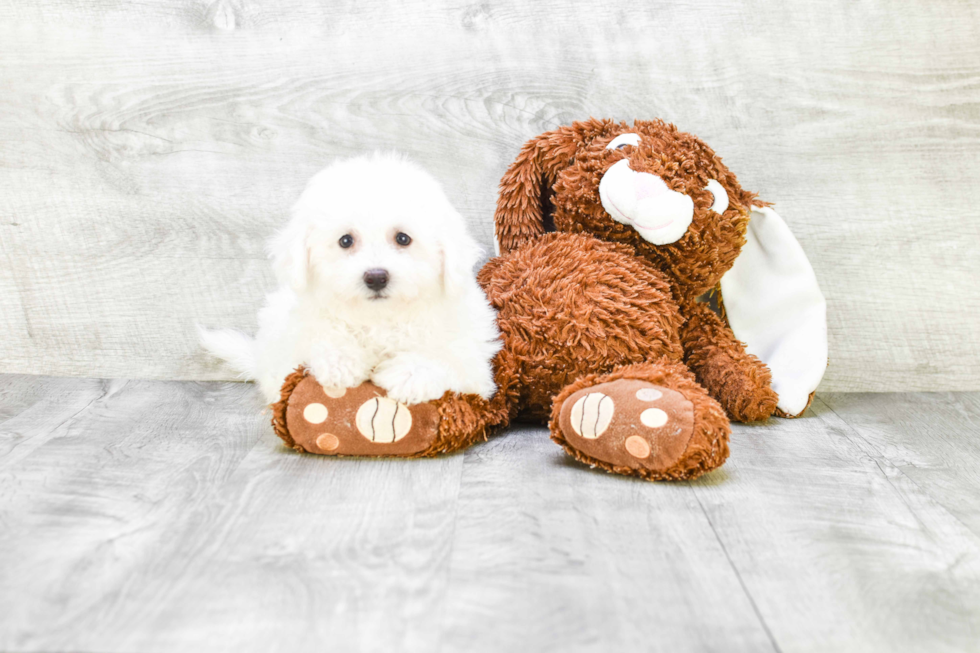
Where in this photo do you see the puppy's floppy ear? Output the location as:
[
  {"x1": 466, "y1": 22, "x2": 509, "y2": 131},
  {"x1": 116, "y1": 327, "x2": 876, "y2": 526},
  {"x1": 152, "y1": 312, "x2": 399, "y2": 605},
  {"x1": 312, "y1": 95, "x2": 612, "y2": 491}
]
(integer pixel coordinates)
[
  {"x1": 439, "y1": 208, "x2": 483, "y2": 296},
  {"x1": 268, "y1": 209, "x2": 311, "y2": 292},
  {"x1": 719, "y1": 207, "x2": 827, "y2": 417},
  {"x1": 495, "y1": 119, "x2": 611, "y2": 254}
]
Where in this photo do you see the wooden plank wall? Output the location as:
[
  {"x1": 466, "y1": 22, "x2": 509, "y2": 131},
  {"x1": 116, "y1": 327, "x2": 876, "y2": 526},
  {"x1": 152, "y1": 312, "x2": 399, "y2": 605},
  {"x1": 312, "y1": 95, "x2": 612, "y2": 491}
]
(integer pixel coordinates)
[{"x1": 1, "y1": 0, "x2": 978, "y2": 391}]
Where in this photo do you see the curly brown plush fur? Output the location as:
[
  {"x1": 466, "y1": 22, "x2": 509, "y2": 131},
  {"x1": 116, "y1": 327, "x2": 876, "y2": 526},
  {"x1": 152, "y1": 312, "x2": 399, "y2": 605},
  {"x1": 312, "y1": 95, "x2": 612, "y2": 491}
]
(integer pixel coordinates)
[
  {"x1": 276, "y1": 118, "x2": 788, "y2": 482},
  {"x1": 496, "y1": 118, "x2": 763, "y2": 297},
  {"x1": 478, "y1": 233, "x2": 683, "y2": 421},
  {"x1": 271, "y1": 367, "x2": 307, "y2": 451},
  {"x1": 492, "y1": 118, "x2": 779, "y2": 425},
  {"x1": 478, "y1": 118, "x2": 783, "y2": 480}
]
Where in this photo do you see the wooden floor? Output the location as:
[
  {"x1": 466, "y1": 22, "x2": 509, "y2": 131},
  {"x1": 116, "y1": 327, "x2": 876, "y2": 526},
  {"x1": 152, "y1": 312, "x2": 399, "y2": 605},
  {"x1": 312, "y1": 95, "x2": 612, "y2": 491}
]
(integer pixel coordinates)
[{"x1": 1, "y1": 375, "x2": 979, "y2": 652}]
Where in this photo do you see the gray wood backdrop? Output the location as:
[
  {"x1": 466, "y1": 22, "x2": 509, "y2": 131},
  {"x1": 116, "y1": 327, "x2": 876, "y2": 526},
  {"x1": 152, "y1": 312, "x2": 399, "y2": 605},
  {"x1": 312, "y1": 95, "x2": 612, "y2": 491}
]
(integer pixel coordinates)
[{"x1": 1, "y1": 0, "x2": 978, "y2": 391}]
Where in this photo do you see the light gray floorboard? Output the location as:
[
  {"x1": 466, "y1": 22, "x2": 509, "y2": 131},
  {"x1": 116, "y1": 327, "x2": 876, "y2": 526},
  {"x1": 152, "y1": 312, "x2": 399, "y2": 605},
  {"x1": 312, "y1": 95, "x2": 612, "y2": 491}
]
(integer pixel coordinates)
[
  {"x1": 821, "y1": 393, "x2": 980, "y2": 542},
  {"x1": 436, "y1": 430, "x2": 777, "y2": 652},
  {"x1": 0, "y1": 374, "x2": 111, "y2": 469},
  {"x1": 691, "y1": 397, "x2": 980, "y2": 652},
  {"x1": 1, "y1": 376, "x2": 979, "y2": 652}
]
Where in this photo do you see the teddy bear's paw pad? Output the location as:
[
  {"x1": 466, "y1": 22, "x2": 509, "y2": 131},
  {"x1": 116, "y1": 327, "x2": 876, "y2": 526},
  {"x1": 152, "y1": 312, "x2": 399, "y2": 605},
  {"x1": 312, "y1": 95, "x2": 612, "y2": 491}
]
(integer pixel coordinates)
[
  {"x1": 558, "y1": 379, "x2": 695, "y2": 472},
  {"x1": 285, "y1": 376, "x2": 440, "y2": 456}
]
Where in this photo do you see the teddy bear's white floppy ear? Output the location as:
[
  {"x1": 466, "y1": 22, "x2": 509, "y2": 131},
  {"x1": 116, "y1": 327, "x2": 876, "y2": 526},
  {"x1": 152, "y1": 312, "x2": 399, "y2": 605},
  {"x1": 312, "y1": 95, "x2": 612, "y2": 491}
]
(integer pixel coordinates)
[{"x1": 720, "y1": 207, "x2": 828, "y2": 417}]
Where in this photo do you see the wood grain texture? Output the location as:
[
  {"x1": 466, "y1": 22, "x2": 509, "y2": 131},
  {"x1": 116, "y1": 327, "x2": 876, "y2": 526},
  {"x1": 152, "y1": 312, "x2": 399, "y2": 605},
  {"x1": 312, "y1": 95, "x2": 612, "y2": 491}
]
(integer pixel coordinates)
[
  {"x1": 435, "y1": 429, "x2": 778, "y2": 652},
  {"x1": 1, "y1": 0, "x2": 979, "y2": 390},
  {"x1": 0, "y1": 377, "x2": 269, "y2": 652},
  {"x1": 821, "y1": 392, "x2": 980, "y2": 541},
  {"x1": 2, "y1": 376, "x2": 980, "y2": 651}
]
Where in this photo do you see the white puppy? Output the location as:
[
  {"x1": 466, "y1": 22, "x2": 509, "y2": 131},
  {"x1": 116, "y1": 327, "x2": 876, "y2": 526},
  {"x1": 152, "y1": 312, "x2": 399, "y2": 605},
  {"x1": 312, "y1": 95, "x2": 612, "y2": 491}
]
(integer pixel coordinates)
[{"x1": 200, "y1": 152, "x2": 500, "y2": 405}]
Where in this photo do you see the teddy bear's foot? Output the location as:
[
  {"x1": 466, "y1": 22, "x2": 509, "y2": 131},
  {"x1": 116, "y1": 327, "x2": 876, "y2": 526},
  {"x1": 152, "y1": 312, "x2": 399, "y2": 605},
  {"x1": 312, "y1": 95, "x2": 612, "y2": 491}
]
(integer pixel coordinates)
[
  {"x1": 274, "y1": 372, "x2": 441, "y2": 457},
  {"x1": 550, "y1": 361, "x2": 731, "y2": 481},
  {"x1": 557, "y1": 379, "x2": 695, "y2": 472}
]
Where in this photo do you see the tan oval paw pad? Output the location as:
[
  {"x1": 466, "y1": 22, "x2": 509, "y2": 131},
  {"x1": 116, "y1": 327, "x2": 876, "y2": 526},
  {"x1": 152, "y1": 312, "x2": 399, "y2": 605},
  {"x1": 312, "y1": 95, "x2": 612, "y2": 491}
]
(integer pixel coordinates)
[
  {"x1": 303, "y1": 403, "x2": 328, "y2": 424},
  {"x1": 624, "y1": 435, "x2": 651, "y2": 459},
  {"x1": 568, "y1": 392, "x2": 615, "y2": 439},
  {"x1": 636, "y1": 388, "x2": 663, "y2": 401},
  {"x1": 355, "y1": 397, "x2": 413, "y2": 443},
  {"x1": 640, "y1": 408, "x2": 668, "y2": 428},
  {"x1": 316, "y1": 433, "x2": 340, "y2": 451}
]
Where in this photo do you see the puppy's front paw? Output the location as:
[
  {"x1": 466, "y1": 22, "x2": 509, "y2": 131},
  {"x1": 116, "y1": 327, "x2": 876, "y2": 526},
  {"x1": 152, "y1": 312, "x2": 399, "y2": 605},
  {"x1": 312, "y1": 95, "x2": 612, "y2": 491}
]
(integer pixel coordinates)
[
  {"x1": 308, "y1": 348, "x2": 370, "y2": 390},
  {"x1": 372, "y1": 356, "x2": 451, "y2": 405}
]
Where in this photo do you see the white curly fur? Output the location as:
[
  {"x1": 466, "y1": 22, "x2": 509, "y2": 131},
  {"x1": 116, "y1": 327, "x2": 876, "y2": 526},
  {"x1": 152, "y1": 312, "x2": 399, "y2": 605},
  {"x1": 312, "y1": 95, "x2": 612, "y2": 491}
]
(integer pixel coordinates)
[{"x1": 200, "y1": 152, "x2": 500, "y2": 404}]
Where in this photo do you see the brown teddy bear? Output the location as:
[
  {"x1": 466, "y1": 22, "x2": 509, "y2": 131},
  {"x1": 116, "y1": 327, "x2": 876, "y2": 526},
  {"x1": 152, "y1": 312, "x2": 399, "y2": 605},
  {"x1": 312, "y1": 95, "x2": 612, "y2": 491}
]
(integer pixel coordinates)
[{"x1": 272, "y1": 118, "x2": 827, "y2": 481}]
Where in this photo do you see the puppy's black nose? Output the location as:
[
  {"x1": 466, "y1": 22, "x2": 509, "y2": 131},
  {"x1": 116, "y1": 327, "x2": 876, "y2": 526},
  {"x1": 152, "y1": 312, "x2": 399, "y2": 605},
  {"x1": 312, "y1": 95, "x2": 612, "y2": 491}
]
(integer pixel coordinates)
[{"x1": 363, "y1": 268, "x2": 389, "y2": 292}]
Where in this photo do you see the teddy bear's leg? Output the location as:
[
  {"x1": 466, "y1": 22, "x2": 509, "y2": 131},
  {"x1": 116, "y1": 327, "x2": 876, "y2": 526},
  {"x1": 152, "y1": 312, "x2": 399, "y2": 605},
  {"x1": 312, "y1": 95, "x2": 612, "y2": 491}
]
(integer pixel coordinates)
[
  {"x1": 550, "y1": 359, "x2": 731, "y2": 481},
  {"x1": 272, "y1": 361, "x2": 517, "y2": 458},
  {"x1": 680, "y1": 300, "x2": 779, "y2": 422}
]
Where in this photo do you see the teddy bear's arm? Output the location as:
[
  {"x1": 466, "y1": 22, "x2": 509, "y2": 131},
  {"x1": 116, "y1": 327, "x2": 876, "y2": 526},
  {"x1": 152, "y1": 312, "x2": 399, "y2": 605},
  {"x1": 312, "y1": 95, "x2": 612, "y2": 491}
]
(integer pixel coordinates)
[{"x1": 679, "y1": 300, "x2": 778, "y2": 423}]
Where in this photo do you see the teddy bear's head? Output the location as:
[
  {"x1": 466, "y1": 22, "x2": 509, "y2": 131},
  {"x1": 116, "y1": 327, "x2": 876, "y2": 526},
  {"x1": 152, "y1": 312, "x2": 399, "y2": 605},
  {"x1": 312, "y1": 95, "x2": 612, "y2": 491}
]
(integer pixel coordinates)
[{"x1": 494, "y1": 118, "x2": 759, "y2": 297}]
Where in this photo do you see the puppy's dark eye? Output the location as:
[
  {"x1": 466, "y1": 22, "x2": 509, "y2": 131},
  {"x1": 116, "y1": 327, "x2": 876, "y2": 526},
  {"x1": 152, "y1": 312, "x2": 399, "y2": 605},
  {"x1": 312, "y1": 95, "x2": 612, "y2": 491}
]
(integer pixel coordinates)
[
  {"x1": 339, "y1": 234, "x2": 354, "y2": 248},
  {"x1": 615, "y1": 143, "x2": 630, "y2": 150},
  {"x1": 395, "y1": 232, "x2": 412, "y2": 247}
]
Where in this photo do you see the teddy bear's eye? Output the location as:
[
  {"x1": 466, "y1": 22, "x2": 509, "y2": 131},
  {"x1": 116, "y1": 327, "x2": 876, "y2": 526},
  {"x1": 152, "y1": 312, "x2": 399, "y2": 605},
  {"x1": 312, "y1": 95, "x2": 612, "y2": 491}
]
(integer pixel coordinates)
[
  {"x1": 606, "y1": 133, "x2": 641, "y2": 151},
  {"x1": 704, "y1": 180, "x2": 729, "y2": 214}
]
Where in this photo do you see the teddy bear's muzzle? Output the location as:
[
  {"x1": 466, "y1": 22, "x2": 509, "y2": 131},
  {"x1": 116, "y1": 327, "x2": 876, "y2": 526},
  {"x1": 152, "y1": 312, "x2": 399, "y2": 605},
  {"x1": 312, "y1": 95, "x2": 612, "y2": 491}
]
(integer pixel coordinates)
[{"x1": 598, "y1": 159, "x2": 694, "y2": 246}]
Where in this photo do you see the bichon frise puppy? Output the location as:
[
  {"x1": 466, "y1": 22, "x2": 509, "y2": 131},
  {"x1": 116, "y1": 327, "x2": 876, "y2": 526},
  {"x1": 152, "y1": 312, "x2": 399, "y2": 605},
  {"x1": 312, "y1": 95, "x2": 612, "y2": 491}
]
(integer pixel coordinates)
[{"x1": 200, "y1": 152, "x2": 500, "y2": 405}]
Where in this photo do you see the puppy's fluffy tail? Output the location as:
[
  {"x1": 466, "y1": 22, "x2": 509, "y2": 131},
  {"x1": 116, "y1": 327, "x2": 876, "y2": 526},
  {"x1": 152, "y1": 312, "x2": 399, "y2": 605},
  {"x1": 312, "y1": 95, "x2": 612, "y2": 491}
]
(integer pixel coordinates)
[{"x1": 198, "y1": 326, "x2": 257, "y2": 379}]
